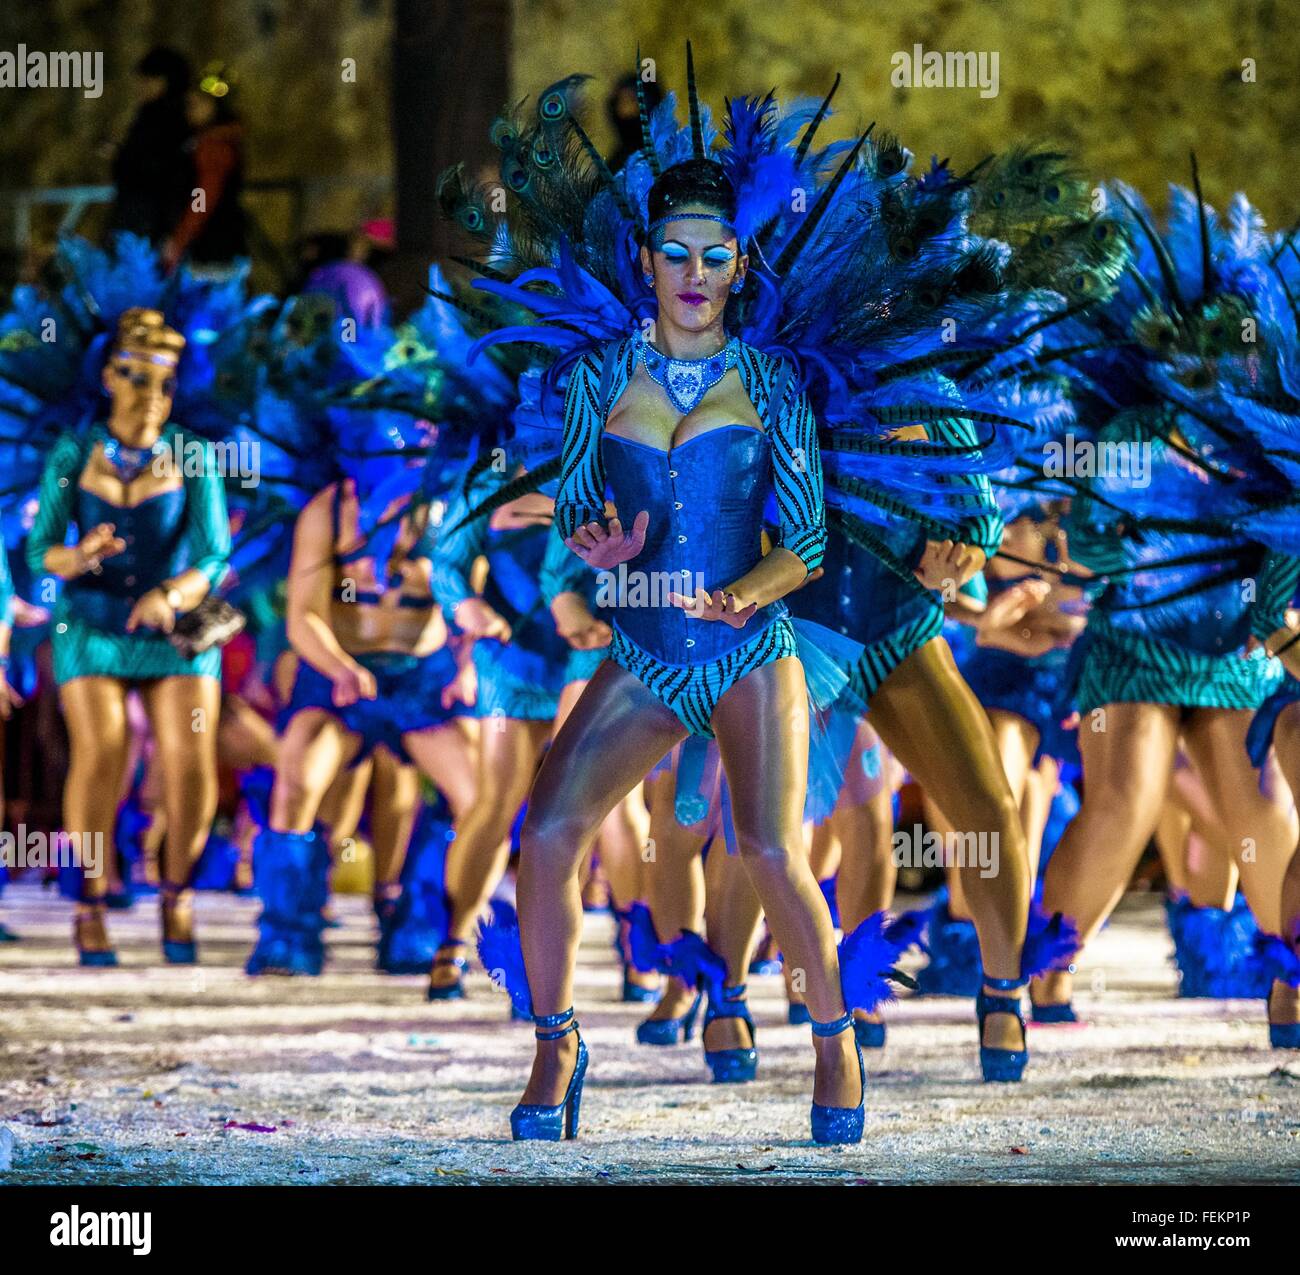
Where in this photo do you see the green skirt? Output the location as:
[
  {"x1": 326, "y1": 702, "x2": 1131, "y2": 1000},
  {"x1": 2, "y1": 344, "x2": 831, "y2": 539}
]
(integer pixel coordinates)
[
  {"x1": 52, "y1": 613, "x2": 220, "y2": 685},
  {"x1": 1073, "y1": 621, "x2": 1281, "y2": 716}
]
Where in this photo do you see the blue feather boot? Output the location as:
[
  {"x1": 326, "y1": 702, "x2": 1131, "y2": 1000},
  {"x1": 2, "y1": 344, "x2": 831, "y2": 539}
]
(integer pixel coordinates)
[
  {"x1": 1167, "y1": 893, "x2": 1271, "y2": 998},
  {"x1": 703, "y1": 984, "x2": 758, "y2": 1083},
  {"x1": 510, "y1": 1009, "x2": 589, "y2": 1141},
  {"x1": 915, "y1": 891, "x2": 982, "y2": 997},
  {"x1": 245, "y1": 828, "x2": 329, "y2": 976},
  {"x1": 809, "y1": 1012, "x2": 865, "y2": 1145}
]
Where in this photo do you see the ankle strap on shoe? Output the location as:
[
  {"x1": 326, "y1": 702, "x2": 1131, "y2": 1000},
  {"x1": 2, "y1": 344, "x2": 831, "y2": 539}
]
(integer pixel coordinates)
[
  {"x1": 720, "y1": 983, "x2": 746, "y2": 1002},
  {"x1": 534, "y1": 1008, "x2": 578, "y2": 1041},
  {"x1": 982, "y1": 976, "x2": 1027, "y2": 995},
  {"x1": 809, "y1": 1011, "x2": 853, "y2": 1037}
]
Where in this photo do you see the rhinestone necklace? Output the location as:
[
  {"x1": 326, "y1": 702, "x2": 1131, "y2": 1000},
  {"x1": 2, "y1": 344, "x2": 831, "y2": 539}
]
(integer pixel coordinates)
[{"x1": 639, "y1": 335, "x2": 738, "y2": 416}]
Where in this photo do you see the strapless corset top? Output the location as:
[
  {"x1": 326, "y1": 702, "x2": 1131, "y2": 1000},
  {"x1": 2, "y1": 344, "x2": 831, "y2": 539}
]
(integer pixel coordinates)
[
  {"x1": 65, "y1": 485, "x2": 189, "y2": 632},
  {"x1": 599, "y1": 425, "x2": 787, "y2": 665}
]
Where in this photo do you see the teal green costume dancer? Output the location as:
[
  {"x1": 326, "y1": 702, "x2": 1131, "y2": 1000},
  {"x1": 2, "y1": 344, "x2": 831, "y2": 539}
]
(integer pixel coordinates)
[{"x1": 28, "y1": 425, "x2": 231, "y2": 685}]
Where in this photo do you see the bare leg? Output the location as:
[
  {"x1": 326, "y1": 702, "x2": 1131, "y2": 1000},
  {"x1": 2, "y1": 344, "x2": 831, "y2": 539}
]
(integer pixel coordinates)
[
  {"x1": 701, "y1": 840, "x2": 764, "y2": 1049},
  {"x1": 869, "y1": 639, "x2": 1032, "y2": 1049},
  {"x1": 833, "y1": 719, "x2": 899, "y2": 1026},
  {"x1": 1180, "y1": 708, "x2": 1297, "y2": 935},
  {"x1": 430, "y1": 716, "x2": 551, "y2": 989},
  {"x1": 712, "y1": 657, "x2": 858, "y2": 1108},
  {"x1": 1032, "y1": 701, "x2": 1181, "y2": 1007},
  {"x1": 217, "y1": 693, "x2": 278, "y2": 770},
  {"x1": 1272, "y1": 704, "x2": 1300, "y2": 1027},
  {"x1": 402, "y1": 720, "x2": 479, "y2": 821},
  {"x1": 368, "y1": 748, "x2": 422, "y2": 896},
  {"x1": 270, "y1": 710, "x2": 360, "y2": 833},
  {"x1": 59, "y1": 677, "x2": 131, "y2": 951},
  {"x1": 517, "y1": 661, "x2": 686, "y2": 1105},
  {"x1": 141, "y1": 677, "x2": 222, "y2": 947},
  {"x1": 641, "y1": 743, "x2": 714, "y2": 1022}
]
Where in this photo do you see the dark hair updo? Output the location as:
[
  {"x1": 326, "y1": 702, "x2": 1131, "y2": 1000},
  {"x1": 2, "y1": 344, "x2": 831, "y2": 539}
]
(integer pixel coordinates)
[{"x1": 646, "y1": 159, "x2": 738, "y2": 241}]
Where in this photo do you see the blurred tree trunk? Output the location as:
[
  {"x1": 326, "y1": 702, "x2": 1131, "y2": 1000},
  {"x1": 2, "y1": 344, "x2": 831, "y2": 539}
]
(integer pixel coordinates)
[{"x1": 389, "y1": 0, "x2": 510, "y2": 313}]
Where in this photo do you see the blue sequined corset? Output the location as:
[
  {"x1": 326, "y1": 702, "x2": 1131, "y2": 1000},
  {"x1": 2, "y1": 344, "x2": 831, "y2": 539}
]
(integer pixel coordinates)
[
  {"x1": 600, "y1": 426, "x2": 786, "y2": 666},
  {"x1": 65, "y1": 486, "x2": 188, "y2": 632}
]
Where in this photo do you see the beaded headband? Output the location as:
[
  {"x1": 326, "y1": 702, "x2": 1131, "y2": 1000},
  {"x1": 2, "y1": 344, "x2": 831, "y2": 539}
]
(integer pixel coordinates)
[{"x1": 647, "y1": 211, "x2": 738, "y2": 243}]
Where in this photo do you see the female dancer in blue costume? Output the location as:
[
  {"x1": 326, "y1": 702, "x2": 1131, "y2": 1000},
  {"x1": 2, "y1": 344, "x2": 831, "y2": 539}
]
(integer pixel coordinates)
[
  {"x1": 27, "y1": 308, "x2": 231, "y2": 964},
  {"x1": 424, "y1": 464, "x2": 573, "y2": 997},
  {"x1": 246, "y1": 465, "x2": 475, "y2": 975},
  {"x1": 451, "y1": 70, "x2": 1095, "y2": 1116},
  {"x1": 512, "y1": 153, "x2": 877, "y2": 1142},
  {"x1": 1031, "y1": 178, "x2": 1300, "y2": 1028}
]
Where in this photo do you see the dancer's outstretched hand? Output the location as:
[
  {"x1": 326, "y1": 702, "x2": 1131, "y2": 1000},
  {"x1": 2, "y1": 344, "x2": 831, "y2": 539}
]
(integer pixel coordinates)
[
  {"x1": 667, "y1": 587, "x2": 758, "y2": 629},
  {"x1": 565, "y1": 509, "x2": 648, "y2": 569},
  {"x1": 71, "y1": 523, "x2": 126, "y2": 577},
  {"x1": 332, "y1": 662, "x2": 378, "y2": 707},
  {"x1": 125, "y1": 588, "x2": 177, "y2": 634},
  {"x1": 914, "y1": 539, "x2": 985, "y2": 591},
  {"x1": 454, "y1": 596, "x2": 512, "y2": 643},
  {"x1": 551, "y1": 591, "x2": 612, "y2": 650},
  {"x1": 0, "y1": 677, "x2": 23, "y2": 721}
]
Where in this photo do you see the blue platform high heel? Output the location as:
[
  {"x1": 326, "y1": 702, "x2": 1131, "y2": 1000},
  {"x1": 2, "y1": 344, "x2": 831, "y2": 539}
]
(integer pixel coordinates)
[
  {"x1": 1031, "y1": 1001, "x2": 1078, "y2": 1024},
  {"x1": 636, "y1": 987, "x2": 702, "y2": 1046},
  {"x1": 809, "y1": 1011, "x2": 865, "y2": 1145},
  {"x1": 703, "y1": 984, "x2": 758, "y2": 1083},
  {"x1": 426, "y1": 939, "x2": 469, "y2": 1001},
  {"x1": 74, "y1": 902, "x2": 118, "y2": 968},
  {"x1": 1268, "y1": 982, "x2": 1300, "y2": 1048},
  {"x1": 852, "y1": 1014, "x2": 886, "y2": 1049},
  {"x1": 160, "y1": 882, "x2": 198, "y2": 965},
  {"x1": 510, "y1": 1008, "x2": 589, "y2": 1141},
  {"x1": 622, "y1": 963, "x2": 660, "y2": 1004},
  {"x1": 978, "y1": 976, "x2": 1030, "y2": 1082}
]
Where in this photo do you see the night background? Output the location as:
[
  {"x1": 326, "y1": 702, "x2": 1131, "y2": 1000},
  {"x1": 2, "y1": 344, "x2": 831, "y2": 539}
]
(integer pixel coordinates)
[{"x1": 3, "y1": 0, "x2": 1298, "y2": 308}]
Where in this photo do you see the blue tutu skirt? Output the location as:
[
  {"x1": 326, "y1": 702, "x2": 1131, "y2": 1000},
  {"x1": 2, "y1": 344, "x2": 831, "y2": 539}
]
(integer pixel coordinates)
[
  {"x1": 281, "y1": 646, "x2": 464, "y2": 763},
  {"x1": 961, "y1": 644, "x2": 1080, "y2": 765}
]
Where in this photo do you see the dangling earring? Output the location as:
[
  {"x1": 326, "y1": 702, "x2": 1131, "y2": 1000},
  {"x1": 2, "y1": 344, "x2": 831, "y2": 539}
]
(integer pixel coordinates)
[
  {"x1": 643, "y1": 272, "x2": 655, "y2": 286},
  {"x1": 730, "y1": 277, "x2": 745, "y2": 294}
]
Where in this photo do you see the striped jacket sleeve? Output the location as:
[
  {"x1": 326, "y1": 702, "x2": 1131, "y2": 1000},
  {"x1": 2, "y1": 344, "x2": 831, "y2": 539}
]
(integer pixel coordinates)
[
  {"x1": 765, "y1": 357, "x2": 826, "y2": 574},
  {"x1": 927, "y1": 411, "x2": 1005, "y2": 559},
  {"x1": 553, "y1": 350, "x2": 610, "y2": 541}
]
